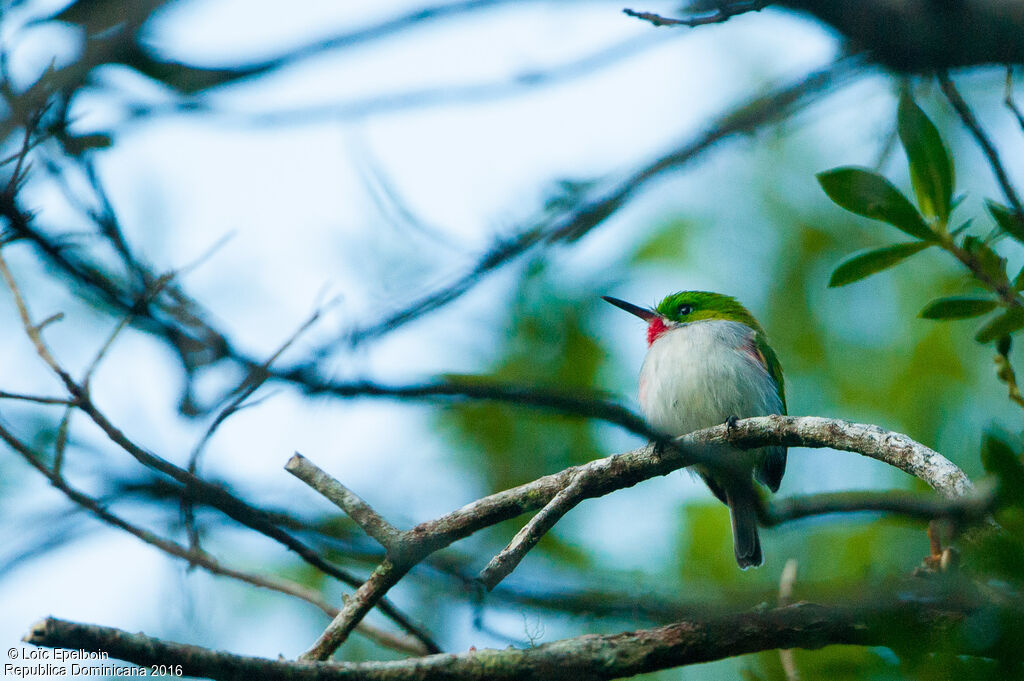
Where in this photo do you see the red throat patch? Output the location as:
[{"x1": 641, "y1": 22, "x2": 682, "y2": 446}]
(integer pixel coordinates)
[{"x1": 646, "y1": 317, "x2": 668, "y2": 346}]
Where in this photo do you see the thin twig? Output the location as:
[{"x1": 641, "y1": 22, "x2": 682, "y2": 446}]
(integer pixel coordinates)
[
  {"x1": 0, "y1": 247, "x2": 78, "y2": 390},
  {"x1": 778, "y1": 559, "x2": 800, "y2": 681},
  {"x1": 623, "y1": 2, "x2": 770, "y2": 27},
  {"x1": 0, "y1": 390, "x2": 73, "y2": 405},
  {"x1": 3, "y1": 106, "x2": 46, "y2": 197},
  {"x1": 477, "y1": 469, "x2": 590, "y2": 591},
  {"x1": 939, "y1": 72, "x2": 1024, "y2": 216},
  {"x1": 1004, "y1": 66, "x2": 1024, "y2": 134},
  {"x1": 182, "y1": 301, "x2": 334, "y2": 551},
  {"x1": 0, "y1": 247, "x2": 440, "y2": 653},
  {"x1": 286, "y1": 454, "x2": 402, "y2": 551},
  {"x1": 0, "y1": 419, "x2": 427, "y2": 656}
]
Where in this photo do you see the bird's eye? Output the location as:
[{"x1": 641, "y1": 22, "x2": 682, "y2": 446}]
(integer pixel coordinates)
[{"x1": 678, "y1": 304, "x2": 693, "y2": 316}]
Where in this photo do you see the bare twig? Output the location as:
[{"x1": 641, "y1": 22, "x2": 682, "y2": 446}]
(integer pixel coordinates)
[
  {"x1": 0, "y1": 390, "x2": 73, "y2": 405},
  {"x1": 3, "y1": 106, "x2": 47, "y2": 197},
  {"x1": 623, "y1": 2, "x2": 769, "y2": 27},
  {"x1": 189, "y1": 303, "x2": 332, "y2": 472},
  {"x1": 286, "y1": 454, "x2": 402, "y2": 551},
  {"x1": 182, "y1": 302, "x2": 334, "y2": 550},
  {"x1": 0, "y1": 420, "x2": 427, "y2": 656},
  {"x1": 477, "y1": 469, "x2": 590, "y2": 591},
  {"x1": 0, "y1": 248, "x2": 439, "y2": 653},
  {"x1": 778, "y1": 559, "x2": 800, "y2": 681},
  {"x1": 938, "y1": 72, "x2": 1024, "y2": 217},
  {"x1": 0, "y1": 247, "x2": 78, "y2": 389},
  {"x1": 1005, "y1": 66, "x2": 1024, "y2": 134}
]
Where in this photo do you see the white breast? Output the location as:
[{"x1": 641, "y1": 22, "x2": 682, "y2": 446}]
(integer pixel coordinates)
[{"x1": 638, "y1": 320, "x2": 782, "y2": 437}]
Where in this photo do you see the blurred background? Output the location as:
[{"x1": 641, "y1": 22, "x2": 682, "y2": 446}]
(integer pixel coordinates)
[{"x1": 1, "y1": 1, "x2": 1022, "y2": 679}]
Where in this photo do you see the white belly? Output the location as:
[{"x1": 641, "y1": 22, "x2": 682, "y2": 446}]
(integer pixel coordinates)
[{"x1": 638, "y1": 320, "x2": 782, "y2": 436}]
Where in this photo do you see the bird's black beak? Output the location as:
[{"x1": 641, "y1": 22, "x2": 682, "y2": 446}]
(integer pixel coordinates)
[{"x1": 602, "y1": 296, "x2": 657, "y2": 322}]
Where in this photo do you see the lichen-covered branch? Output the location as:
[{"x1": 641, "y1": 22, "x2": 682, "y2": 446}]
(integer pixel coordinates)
[
  {"x1": 287, "y1": 454, "x2": 410, "y2": 552},
  {"x1": 716, "y1": 415, "x2": 972, "y2": 498},
  {"x1": 477, "y1": 468, "x2": 591, "y2": 591},
  {"x1": 25, "y1": 590, "x2": 1017, "y2": 681},
  {"x1": 292, "y1": 414, "x2": 974, "y2": 659}
]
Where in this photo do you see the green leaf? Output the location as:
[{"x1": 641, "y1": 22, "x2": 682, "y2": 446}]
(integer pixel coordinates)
[
  {"x1": 962, "y1": 235, "x2": 1009, "y2": 288},
  {"x1": 827, "y1": 241, "x2": 932, "y2": 288},
  {"x1": 949, "y1": 219, "x2": 973, "y2": 237},
  {"x1": 920, "y1": 295, "x2": 999, "y2": 320},
  {"x1": 987, "y1": 199, "x2": 1024, "y2": 244},
  {"x1": 61, "y1": 133, "x2": 113, "y2": 156},
  {"x1": 981, "y1": 432, "x2": 1024, "y2": 500},
  {"x1": 897, "y1": 92, "x2": 954, "y2": 223},
  {"x1": 976, "y1": 308, "x2": 1024, "y2": 343},
  {"x1": 817, "y1": 167, "x2": 934, "y2": 240}
]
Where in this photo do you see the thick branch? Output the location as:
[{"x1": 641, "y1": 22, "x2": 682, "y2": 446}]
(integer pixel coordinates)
[
  {"x1": 778, "y1": 0, "x2": 1024, "y2": 70},
  {"x1": 25, "y1": 591, "x2": 1012, "y2": 681},
  {"x1": 717, "y1": 415, "x2": 971, "y2": 498}
]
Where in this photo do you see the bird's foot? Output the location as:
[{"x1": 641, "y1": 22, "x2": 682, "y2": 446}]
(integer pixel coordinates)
[{"x1": 725, "y1": 415, "x2": 740, "y2": 436}]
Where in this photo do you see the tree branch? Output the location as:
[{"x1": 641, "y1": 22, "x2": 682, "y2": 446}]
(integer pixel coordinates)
[
  {"x1": 25, "y1": 590, "x2": 1014, "y2": 680},
  {"x1": 938, "y1": 72, "x2": 1024, "y2": 217},
  {"x1": 623, "y1": 2, "x2": 769, "y2": 28},
  {"x1": 0, "y1": 244, "x2": 440, "y2": 654},
  {"x1": 777, "y1": 0, "x2": 1024, "y2": 70},
  {"x1": 286, "y1": 454, "x2": 403, "y2": 552},
  {"x1": 0, "y1": 422, "x2": 428, "y2": 656},
  {"x1": 477, "y1": 468, "x2": 590, "y2": 591},
  {"x1": 290, "y1": 414, "x2": 973, "y2": 659},
  {"x1": 339, "y1": 57, "x2": 859, "y2": 345}
]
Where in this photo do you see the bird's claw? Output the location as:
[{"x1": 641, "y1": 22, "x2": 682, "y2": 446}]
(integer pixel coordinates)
[{"x1": 725, "y1": 415, "x2": 740, "y2": 436}]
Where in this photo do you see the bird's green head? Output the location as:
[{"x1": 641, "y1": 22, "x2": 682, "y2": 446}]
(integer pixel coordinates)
[
  {"x1": 602, "y1": 290, "x2": 764, "y2": 345},
  {"x1": 654, "y1": 291, "x2": 764, "y2": 331}
]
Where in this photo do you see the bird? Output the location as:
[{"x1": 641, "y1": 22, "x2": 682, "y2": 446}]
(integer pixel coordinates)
[{"x1": 602, "y1": 290, "x2": 786, "y2": 568}]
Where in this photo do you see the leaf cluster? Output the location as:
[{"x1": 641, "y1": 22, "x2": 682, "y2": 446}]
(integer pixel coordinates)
[{"x1": 818, "y1": 92, "x2": 1024, "y2": 346}]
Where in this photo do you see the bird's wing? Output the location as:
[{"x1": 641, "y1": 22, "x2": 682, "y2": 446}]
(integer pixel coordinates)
[{"x1": 749, "y1": 332, "x2": 786, "y2": 414}]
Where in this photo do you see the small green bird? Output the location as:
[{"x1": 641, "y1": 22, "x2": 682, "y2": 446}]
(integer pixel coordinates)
[{"x1": 603, "y1": 291, "x2": 787, "y2": 568}]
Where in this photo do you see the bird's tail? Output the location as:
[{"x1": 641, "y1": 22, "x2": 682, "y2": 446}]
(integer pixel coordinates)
[{"x1": 726, "y1": 490, "x2": 763, "y2": 569}]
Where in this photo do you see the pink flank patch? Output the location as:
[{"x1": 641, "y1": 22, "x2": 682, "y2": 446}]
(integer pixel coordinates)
[{"x1": 647, "y1": 317, "x2": 668, "y2": 346}]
